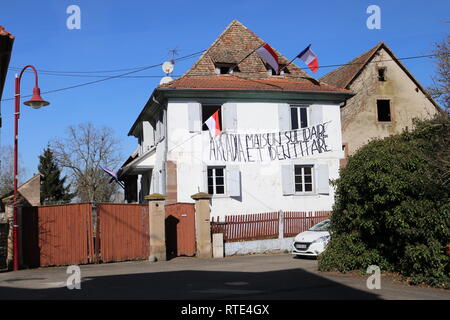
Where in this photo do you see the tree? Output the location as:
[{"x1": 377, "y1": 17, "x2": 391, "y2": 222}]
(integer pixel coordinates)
[
  {"x1": 318, "y1": 114, "x2": 450, "y2": 288},
  {"x1": 428, "y1": 34, "x2": 449, "y2": 112},
  {"x1": 51, "y1": 122, "x2": 122, "y2": 203},
  {"x1": 38, "y1": 147, "x2": 73, "y2": 205},
  {"x1": 0, "y1": 145, "x2": 25, "y2": 196}
]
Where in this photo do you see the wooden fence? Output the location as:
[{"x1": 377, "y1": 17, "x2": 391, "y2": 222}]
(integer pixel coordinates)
[
  {"x1": 211, "y1": 210, "x2": 331, "y2": 242},
  {"x1": 212, "y1": 212, "x2": 279, "y2": 242},
  {"x1": 22, "y1": 204, "x2": 95, "y2": 268},
  {"x1": 95, "y1": 203, "x2": 149, "y2": 263},
  {"x1": 21, "y1": 203, "x2": 150, "y2": 268},
  {"x1": 284, "y1": 211, "x2": 331, "y2": 237}
]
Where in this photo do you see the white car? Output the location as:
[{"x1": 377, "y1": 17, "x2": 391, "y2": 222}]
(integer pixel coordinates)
[{"x1": 292, "y1": 219, "x2": 331, "y2": 257}]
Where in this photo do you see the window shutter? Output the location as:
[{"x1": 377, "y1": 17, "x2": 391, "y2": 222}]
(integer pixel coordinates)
[
  {"x1": 278, "y1": 103, "x2": 291, "y2": 131},
  {"x1": 309, "y1": 105, "x2": 323, "y2": 126},
  {"x1": 315, "y1": 164, "x2": 329, "y2": 195},
  {"x1": 226, "y1": 165, "x2": 241, "y2": 197},
  {"x1": 188, "y1": 102, "x2": 202, "y2": 132},
  {"x1": 222, "y1": 103, "x2": 237, "y2": 132},
  {"x1": 281, "y1": 164, "x2": 295, "y2": 195}
]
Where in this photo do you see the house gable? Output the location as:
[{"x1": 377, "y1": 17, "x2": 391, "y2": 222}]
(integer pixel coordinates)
[
  {"x1": 183, "y1": 19, "x2": 309, "y2": 80},
  {"x1": 329, "y1": 44, "x2": 441, "y2": 155},
  {"x1": 320, "y1": 42, "x2": 440, "y2": 111}
]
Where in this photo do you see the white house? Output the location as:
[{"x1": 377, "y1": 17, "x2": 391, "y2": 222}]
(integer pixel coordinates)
[{"x1": 119, "y1": 20, "x2": 353, "y2": 219}]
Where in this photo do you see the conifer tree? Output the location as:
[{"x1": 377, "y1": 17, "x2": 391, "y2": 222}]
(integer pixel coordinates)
[{"x1": 38, "y1": 147, "x2": 73, "y2": 204}]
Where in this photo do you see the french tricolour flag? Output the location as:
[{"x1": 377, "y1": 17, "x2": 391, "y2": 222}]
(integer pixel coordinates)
[
  {"x1": 256, "y1": 43, "x2": 279, "y2": 73},
  {"x1": 297, "y1": 44, "x2": 319, "y2": 73},
  {"x1": 205, "y1": 110, "x2": 221, "y2": 136}
]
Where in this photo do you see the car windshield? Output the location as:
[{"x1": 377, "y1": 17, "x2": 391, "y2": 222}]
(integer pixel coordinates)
[{"x1": 309, "y1": 219, "x2": 330, "y2": 232}]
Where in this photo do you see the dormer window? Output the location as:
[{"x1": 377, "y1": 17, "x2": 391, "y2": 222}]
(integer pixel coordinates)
[
  {"x1": 267, "y1": 64, "x2": 286, "y2": 76},
  {"x1": 215, "y1": 63, "x2": 238, "y2": 75}
]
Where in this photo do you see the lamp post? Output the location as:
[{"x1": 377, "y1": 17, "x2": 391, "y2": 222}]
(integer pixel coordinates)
[{"x1": 13, "y1": 65, "x2": 49, "y2": 271}]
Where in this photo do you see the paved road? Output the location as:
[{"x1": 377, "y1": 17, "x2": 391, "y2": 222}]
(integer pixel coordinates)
[{"x1": 0, "y1": 253, "x2": 448, "y2": 300}]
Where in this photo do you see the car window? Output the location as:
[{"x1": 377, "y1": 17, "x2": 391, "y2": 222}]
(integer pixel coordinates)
[{"x1": 309, "y1": 219, "x2": 330, "y2": 232}]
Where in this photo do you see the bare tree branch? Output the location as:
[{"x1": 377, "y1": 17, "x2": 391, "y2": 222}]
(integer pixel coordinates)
[{"x1": 51, "y1": 122, "x2": 123, "y2": 203}]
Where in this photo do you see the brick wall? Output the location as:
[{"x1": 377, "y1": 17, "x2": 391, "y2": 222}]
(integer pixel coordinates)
[
  {"x1": 166, "y1": 161, "x2": 177, "y2": 205},
  {"x1": 0, "y1": 223, "x2": 9, "y2": 270}
]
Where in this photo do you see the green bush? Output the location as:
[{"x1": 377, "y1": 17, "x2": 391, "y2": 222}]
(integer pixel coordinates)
[{"x1": 318, "y1": 114, "x2": 450, "y2": 288}]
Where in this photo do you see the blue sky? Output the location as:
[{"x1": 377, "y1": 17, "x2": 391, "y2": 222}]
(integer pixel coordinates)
[{"x1": 0, "y1": 0, "x2": 448, "y2": 181}]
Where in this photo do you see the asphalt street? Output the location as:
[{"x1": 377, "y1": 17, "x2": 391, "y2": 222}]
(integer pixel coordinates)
[{"x1": 0, "y1": 253, "x2": 448, "y2": 300}]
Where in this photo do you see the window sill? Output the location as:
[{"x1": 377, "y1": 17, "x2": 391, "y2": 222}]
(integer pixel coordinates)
[
  {"x1": 289, "y1": 193, "x2": 328, "y2": 197},
  {"x1": 211, "y1": 194, "x2": 230, "y2": 199}
]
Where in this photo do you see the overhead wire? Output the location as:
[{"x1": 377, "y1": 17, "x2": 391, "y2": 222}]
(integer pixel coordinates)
[
  {"x1": 0, "y1": 50, "x2": 205, "y2": 102},
  {"x1": 0, "y1": 52, "x2": 439, "y2": 103}
]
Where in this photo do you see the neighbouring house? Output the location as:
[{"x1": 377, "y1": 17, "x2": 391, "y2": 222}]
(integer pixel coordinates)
[
  {"x1": 119, "y1": 20, "x2": 353, "y2": 219},
  {"x1": 320, "y1": 42, "x2": 441, "y2": 165},
  {"x1": 0, "y1": 173, "x2": 41, "y2": 269},
  {"x1": 0, "y1": 174, "x2": 41, "y2": 217}
]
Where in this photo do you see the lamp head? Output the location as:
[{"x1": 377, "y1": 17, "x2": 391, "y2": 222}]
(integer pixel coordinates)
[{"x1": 24, "y1": 87, "x2": 50, "y2": 109}]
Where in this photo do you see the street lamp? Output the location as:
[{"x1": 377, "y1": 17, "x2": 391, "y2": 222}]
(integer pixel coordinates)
[{"x1": 13, "y1": 65, "x2": 49, "y2": 271}]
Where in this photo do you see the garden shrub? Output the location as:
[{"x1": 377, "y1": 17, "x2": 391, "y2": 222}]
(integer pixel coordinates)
[{"x1": 318, "y1": 114, "x2": 450, "y2": 288}]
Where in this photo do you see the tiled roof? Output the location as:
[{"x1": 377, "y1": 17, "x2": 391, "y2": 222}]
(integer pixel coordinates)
[
  {"x1": 159, "y1": 20, "x2": 351, "y2": 94},
  {"x1": 320, "y1": 42, "x2": 384, "y2": 88},
  {"x1": 183, "y1": 20, "x2": 310, "y2": 80},
  {"x1": 0, "y1": 26, "x2": 14, "y2": 39},
  {"x1": 159, "y1": 75, "x2": 351, "y2": 93}
]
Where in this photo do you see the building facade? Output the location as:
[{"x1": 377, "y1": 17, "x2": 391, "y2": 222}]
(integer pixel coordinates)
[
  {"x1": 119, "y1": 20, "x2": 353, "y2": 219},
  {"x1": 320, "y1": 42, "x2": 440, "y2": 161}
]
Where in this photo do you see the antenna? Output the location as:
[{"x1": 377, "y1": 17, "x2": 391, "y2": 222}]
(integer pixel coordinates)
[{"x1": 160, "y1": 47, "x2": 179, "y2": 85}]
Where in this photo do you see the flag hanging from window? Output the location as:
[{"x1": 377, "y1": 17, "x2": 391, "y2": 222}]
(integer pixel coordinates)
[
  {"x1": 256, "y1": 43, "x2": 279, "y2": 73},
  {"x1": 205, "y1": 110, "x2": 221, "y2": 136},
  {"x1": 297, "y1": 44, "x2": 319, "y2": 73}
]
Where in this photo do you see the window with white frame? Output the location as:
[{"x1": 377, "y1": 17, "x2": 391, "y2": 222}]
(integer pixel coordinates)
[
  {"x1": 294, "y1": 165, "x2": 314, "y2": 193},
  {"x1": 207, "y1": 166, "x2": 226, "y2": 195},
  {"x1": 290, "y1": 105, "x2": 308, "y2": 130}
]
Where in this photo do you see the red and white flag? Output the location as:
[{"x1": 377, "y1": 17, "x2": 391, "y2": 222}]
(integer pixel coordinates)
[
  {"x1": 256, "y1": 43, "x2": 279, "y2": 73},
  {"x1": 205, "y1": 110, "x2": 221, "y2": 136},
  {"x1": 297, "y1": 44, "x2": 319, "y2": 73}
]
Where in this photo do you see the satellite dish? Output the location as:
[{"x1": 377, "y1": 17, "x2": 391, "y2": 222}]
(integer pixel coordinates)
[
  {"x1": 160, "y1": 76, "x2": 173, "y2": 85},
  {"x1": 162, "y1": 61, "x2": 174, "y2": 74}
]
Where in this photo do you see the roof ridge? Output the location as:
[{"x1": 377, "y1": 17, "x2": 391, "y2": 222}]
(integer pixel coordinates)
[{"x1": 320, "y1": 42, "x2": 384, "y2": 88}]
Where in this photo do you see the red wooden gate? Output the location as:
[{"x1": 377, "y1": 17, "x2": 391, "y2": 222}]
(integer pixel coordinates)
[
  {"x1": 22, "y1": 204, "x2": 94, "y2": 267},
  {"x1": 95, "y1": 203, "x2": 149, "y2": 263},
  {"x1": 165, "y1": 203, "x2": 196, "y2": 258}
]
